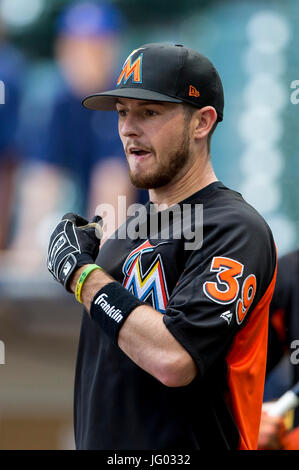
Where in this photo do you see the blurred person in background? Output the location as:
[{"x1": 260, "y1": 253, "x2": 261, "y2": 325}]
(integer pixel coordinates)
[
  {"x1": 0, "y1": 15, "x2": 26, "y2": 251},
  {"x1": 258, "y1": 248, "x2": 299, "y2": 450},
  {"x1": 6, "y1": 1, "x2": 142, "y2": 274}
]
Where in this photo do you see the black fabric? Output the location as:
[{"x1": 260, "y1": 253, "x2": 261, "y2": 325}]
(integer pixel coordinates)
[
  {"x1": 267, "y1": 249, "x2": 299, "y2": 424},
  {"x1": 82, "y1": 43, "x2": 224, "y2": 121},
  {"x1": 74, "y1": 182, "x2": 276, "y2": 450},
  {"x1": 90, "y1": 281, "x2": 143, "y2": 345}
]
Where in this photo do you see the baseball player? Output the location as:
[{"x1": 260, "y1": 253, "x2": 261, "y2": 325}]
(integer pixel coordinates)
[{"x1": 47, "y1": 43, "x2": 277, "y2": 450}]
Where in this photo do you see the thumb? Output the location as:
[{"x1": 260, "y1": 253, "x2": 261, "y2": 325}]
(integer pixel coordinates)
[
  {"x1": 89, "y1": 215, "x2": 103, "y2": 240},
  {"x1": 78, "y1": 215, "x2": 103, "y2": 240},
  {"x1": 91, "y1": 215, "x2": 103, "y2": 227},
  {"x1": 62, "y1": 213, "x2": 89, "y2": 227}
]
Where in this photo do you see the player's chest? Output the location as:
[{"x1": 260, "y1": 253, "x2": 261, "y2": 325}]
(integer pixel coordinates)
[{"x1": 98, "y1": 237, "x2": 187, "y2": 313}]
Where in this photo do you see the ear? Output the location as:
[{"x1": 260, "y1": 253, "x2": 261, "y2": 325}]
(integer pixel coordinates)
[{"x1": 192, "y1": 106, "x2": 217, "y2": 140}]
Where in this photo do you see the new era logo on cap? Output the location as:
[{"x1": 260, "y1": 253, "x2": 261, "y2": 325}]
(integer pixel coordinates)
[
  {"x1": 189, "y1": 85, "x2": 200, "y2": 98},
  {"x1": 82, "y1": 42, "x2": 224, "y2": 122}
]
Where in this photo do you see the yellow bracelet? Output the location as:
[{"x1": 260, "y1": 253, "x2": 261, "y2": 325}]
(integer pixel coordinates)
[{"x1": 75, "y1": 264, "x2": 102, "y2": 304}]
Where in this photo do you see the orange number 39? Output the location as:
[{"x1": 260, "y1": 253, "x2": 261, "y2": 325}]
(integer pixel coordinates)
[{"x1": 203, "y1": 256, "x2": 257, "y2": 325}]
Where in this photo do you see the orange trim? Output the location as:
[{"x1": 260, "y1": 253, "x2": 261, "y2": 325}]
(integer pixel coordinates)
[
  {"x1": 282, "y1": 427, "x2": 299, "y2": 450},
  {"x1": 225, "y1": 263, "x2": 277, "y2": 450}
]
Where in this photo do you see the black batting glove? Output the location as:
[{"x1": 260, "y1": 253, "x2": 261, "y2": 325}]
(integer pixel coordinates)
[{"x1": 47, "y1": 212, "x2": 103, "y2": 291}]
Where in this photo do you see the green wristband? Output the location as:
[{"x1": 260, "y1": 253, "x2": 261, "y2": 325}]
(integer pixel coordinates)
[{"x1": 75, "y1": 264, "x2": 102, "y2": 304}]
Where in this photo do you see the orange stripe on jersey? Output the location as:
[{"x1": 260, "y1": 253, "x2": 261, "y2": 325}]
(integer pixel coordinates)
[{"x1": 225, "y1": 263, "x2": 277, "y2": 450}]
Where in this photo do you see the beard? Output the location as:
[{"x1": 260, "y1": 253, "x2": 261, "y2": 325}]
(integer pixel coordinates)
[{"x1": 128, "y1": 125, "x2": 191, "y2": 190}]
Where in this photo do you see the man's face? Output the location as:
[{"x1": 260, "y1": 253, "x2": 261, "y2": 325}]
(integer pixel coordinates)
[
  {"x1": 56, "y1": 36, "x2": 119, "y2": 95},
  {"x1": 116, "y1": 98, "x2": 193, "y2": 189}
]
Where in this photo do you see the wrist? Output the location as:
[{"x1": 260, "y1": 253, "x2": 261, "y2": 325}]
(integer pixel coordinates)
[
  {"x1": 75, "y1": 264, "x2": 103, "y2": 304},
  {"x1": 72, "y1": 264, "x2": 111, "y2": 308},
  {"x1": 90, "y1": 282, "x2": 143, "y2": 345},
  {"x1": 69, "y1": 265, "x2": 91, "y2": 293}
]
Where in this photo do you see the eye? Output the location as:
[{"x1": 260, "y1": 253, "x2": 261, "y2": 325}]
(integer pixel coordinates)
[
  {"x1": 117, "y1": 108, "x2": 127, "y2": 117},
  {"x1": 144, "y1": 109, "x2": 158, "y2": 117}
]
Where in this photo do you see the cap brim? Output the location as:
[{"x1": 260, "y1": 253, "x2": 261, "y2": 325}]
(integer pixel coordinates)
[{"x1": 82, "y1": 87, "x2": 183, "y2": 110}]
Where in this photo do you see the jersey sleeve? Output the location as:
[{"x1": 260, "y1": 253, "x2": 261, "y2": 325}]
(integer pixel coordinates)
[{"x1": 163, "y1": 210, "x2": 276, "y2": 377}]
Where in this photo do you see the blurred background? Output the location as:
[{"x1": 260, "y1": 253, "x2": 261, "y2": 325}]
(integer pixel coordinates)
[{"x1": 0, "y1": 0, "x2": 298, "y2": 450}]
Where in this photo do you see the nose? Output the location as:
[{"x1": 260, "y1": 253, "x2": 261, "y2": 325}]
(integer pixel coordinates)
[{"x1": 119, "y1": 113, "x2": 142, "y2": 138}]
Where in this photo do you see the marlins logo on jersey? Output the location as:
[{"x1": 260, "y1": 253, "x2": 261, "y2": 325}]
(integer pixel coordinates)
[{"x1": 122, "y1": 240, "x2": 169, "y2": 313}]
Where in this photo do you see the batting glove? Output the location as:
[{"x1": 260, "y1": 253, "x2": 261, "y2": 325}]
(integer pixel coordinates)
[{"x1": 47, "y1": 212, "x2": 103, "y2": 291}]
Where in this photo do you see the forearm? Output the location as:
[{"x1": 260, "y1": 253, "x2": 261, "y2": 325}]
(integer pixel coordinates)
[
  {"x1": 117, "y1": 303, "x2": 197, "y2": 386},
  {"x1": 70, "y1": 266, "x2": 197, "y2": 386}
]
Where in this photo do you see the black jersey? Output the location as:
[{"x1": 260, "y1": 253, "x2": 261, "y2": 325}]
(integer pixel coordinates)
[{"x1": 74, "y1": 182, "x2": 277, "y2": 450}]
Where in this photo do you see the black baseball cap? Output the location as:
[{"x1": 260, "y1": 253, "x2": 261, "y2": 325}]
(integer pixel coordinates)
[{"x1": 82, "y1": 42, "x2": 224, "y2": 121}]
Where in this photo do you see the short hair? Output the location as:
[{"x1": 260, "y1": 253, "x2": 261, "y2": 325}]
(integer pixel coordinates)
[{"x1": 182, "y1": 102, "x2": 218, "y2": 154}]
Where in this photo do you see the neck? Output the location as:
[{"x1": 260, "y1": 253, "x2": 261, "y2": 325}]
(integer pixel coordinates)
[{"x1": 148, "y1": 153, "x2": 218, "y2": 208}]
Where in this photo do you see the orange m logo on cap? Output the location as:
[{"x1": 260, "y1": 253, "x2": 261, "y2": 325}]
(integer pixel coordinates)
[
  {"x1": 189, "y1": 85, "x2": 200, "y2": 98},
  {"x1": 117, "y1": 53, "x2": 143, "y2": 86}
]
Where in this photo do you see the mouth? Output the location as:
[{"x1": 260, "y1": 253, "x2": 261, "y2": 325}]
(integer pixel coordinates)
[{"x1": 128, "y1": 147, "x2": 153, "y2": 159}]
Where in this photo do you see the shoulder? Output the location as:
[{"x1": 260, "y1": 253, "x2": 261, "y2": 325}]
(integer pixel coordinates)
[
  {"x1": 201, "y1": 185, "x2": 274, "y2": 249},
  {"x1": 191, "y1": 185, "x2": 277, "y2": 286}
]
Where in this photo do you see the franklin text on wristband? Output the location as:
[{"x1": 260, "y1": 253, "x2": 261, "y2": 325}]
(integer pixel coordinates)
[{"x1": 90, "y1": 282, "x2": 143, "y2": 345}]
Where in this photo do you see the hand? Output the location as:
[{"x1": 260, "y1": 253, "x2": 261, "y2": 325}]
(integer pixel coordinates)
[
  {"x1": 258, "y1": 409, "x2": 287, "y2": 450},
  {"x1": 47, "y1": 212, "x2": 102, "y2": 291}
]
